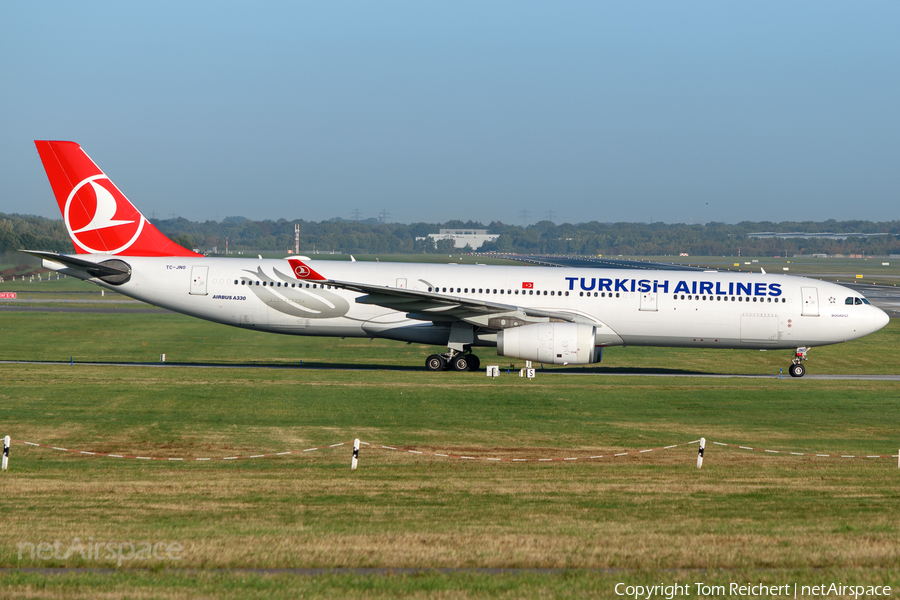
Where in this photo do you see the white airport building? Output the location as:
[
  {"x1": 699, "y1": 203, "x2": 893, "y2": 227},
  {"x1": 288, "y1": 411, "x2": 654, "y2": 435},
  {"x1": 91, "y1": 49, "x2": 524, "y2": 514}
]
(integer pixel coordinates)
[{"x1": 418, "y1": 229, "x2": 499, "y2": 250}]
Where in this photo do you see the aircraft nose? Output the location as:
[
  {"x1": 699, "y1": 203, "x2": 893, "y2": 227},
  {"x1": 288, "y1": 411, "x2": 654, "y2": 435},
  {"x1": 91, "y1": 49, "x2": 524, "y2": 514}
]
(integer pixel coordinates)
[{"x1": 874, "y1": 307, "x2": 890, "y2": 332}]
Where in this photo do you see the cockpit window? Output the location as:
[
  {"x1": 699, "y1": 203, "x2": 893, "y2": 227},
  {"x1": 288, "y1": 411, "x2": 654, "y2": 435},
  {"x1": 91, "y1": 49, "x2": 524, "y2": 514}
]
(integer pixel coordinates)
[
  {"x1": 847, "y1": 297, "x2": 869, "y2": 305},
  {"x1": 860, "y1": 297, "x2": 870, "y2": 305}
]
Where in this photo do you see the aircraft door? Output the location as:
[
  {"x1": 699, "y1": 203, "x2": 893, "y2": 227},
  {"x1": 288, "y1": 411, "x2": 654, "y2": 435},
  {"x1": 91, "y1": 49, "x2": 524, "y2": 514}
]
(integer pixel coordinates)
[
  {"x1": 639, "y1": 290, "x2": 658, "y2": 311},
  {"x1": 190, "y1": 266, "x2": 208, "y2": 295},
  {"x1": 801, "y1": 286, "x2": 819, "y2": 316}
]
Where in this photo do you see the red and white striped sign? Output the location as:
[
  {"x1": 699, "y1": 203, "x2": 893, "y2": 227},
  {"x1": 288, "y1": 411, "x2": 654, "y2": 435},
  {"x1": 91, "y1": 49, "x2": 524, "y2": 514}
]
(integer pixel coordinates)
[{"x1": 0, "y1": 292, "x2": 16, "y2": 299}]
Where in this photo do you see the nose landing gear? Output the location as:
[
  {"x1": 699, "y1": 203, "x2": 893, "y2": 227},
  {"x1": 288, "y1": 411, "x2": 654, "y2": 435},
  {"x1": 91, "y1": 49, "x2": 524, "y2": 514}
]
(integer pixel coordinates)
[{"x1": 789, "y1": 347, "x2": 809, "y2": 377}]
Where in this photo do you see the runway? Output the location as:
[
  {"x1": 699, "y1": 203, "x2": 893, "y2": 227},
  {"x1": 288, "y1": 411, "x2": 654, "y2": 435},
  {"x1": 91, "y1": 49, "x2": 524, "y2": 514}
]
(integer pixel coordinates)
[
  {"x1": 2, "y1": 359, "x2": 898, "y2": 380},
  {"x1": 496, "y1": 254, "x2": 704, "y2": 271},
  {"x1": 0, "y1": 305, "x2": 170, "y2": 314}
]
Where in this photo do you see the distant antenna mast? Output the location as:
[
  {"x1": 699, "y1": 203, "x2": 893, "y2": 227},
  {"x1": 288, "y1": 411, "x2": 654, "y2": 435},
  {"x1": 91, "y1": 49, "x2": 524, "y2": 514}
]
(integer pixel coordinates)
[
  {"x1": 545, "y1": 210, "x2": 556, "y2": 222},
  {"x1": 294, "y1": 224, "x2": 300, "y2": 255},
  {"x1": 351, "y1": 208, "x2": 362, "y2": 221}
]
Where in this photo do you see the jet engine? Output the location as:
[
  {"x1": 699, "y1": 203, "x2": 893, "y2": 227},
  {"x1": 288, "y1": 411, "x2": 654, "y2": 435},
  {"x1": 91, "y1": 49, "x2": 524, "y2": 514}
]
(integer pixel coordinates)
[{"x1": 496, "y1": 323, "x2": 601, "y2": 365}]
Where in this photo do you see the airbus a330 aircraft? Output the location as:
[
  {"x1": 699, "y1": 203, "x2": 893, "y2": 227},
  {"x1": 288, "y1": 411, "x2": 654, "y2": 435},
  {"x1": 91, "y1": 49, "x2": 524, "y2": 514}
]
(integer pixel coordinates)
[{"x1": 25, "y1": 141, "x2": 889, "y2": 377}]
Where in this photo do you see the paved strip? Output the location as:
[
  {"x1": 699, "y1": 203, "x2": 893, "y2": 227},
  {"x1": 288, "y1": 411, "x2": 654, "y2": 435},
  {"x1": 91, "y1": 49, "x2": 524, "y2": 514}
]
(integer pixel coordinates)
[
  {"x1": 2, "y1": 298, "x2": 145, "y2": 304},
  {"x1": 496, "y1": 254, "x2": 704, "y2": 271},
  {"x1": 1, "y1": 359, "x2": 897, "y2": 380},
  {"x1": 0, "y1": 306, "x2": 171, "y2": 314}
]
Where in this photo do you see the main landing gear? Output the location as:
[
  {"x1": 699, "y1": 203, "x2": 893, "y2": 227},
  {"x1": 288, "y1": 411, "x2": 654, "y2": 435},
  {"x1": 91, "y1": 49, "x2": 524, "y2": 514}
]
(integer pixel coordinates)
[
  {"x1": 426, "y1": 322, "x2": 481, "y2": 372},
  {"x1": 425, "y1": 351, "x2": 481, "y2": 372},
  {"x1": 789, "y1": 347, "x2": 809, "y2": 378}
]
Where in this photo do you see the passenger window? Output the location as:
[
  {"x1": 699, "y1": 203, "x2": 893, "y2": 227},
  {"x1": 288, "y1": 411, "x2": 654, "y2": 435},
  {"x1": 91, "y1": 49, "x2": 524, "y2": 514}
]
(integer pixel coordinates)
[{"x1": 529, "y1": 290, "x2": 533, "y2": 295}]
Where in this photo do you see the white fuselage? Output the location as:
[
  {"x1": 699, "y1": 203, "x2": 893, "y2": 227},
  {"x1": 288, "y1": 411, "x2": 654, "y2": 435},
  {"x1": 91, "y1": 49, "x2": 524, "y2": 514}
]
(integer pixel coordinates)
[{"x1": 75, "y1": 256, "x2": 889, "y2": 351}]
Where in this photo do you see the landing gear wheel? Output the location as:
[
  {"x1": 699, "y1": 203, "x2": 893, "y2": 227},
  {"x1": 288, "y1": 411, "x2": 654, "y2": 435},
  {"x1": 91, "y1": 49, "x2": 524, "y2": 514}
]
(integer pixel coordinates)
[
  {"x1": 789, "y1": 363, "x2": 805, "y2": 378},
  {"x1": 450, "y1": 354, "x2": 471, "y2": 371},
  {"x1": 467, "y1": 354, "x2": 480, "y2": 371},
  {"x1": 426, "y1": 354, "x2": 447, "y2": 371}
]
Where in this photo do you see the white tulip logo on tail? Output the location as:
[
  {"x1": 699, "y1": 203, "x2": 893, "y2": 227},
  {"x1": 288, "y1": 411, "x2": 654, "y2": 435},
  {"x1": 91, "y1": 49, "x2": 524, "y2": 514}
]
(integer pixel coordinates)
[{"x1": 64, "y1": 175, "x2": 146, "y2": 254}]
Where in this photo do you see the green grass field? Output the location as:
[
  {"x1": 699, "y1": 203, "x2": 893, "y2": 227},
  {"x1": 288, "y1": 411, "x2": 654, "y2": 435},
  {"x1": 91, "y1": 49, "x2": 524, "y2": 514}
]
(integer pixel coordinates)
[{"x1": 0, "y1": 310, "x2": 898, "y2": 598}]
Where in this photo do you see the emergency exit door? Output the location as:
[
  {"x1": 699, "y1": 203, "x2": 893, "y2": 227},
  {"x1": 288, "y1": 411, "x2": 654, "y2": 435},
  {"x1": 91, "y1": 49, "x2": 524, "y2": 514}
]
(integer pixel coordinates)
[
  {"x1": 190, "y1": 266, "x2": 208, "y2": 295},
  {"x1": 639, "y1": 290, "x2": 658, "y2": 311},
  {"x1": 801, "y1": 286, "x2": 818, "y2": 316}
]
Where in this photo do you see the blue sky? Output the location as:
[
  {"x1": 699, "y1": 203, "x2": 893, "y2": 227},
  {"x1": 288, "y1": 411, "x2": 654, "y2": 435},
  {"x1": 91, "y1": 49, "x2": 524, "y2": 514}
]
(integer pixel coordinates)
[{"x1": 2, "y1": 2, "x2": 898, "y2": 225}]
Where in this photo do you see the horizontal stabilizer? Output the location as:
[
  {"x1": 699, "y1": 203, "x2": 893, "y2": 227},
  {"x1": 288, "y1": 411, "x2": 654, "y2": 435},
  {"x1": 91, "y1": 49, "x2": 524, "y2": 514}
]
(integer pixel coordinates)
[{"x1": 20, "y1": 250, "x2": 130, "y2": 278}]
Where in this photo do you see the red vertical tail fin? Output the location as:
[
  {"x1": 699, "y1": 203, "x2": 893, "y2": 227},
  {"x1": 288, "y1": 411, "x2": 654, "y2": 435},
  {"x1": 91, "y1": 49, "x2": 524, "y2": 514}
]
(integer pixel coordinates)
[{"x1": 34, "y1": 140, "x2": 200, "y2": 257}]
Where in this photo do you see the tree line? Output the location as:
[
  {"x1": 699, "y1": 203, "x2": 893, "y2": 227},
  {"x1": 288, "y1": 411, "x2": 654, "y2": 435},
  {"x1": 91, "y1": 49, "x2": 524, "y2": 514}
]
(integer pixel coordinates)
[{"x1": 2, "y1": 212, "x2": 900, "y2": 257}]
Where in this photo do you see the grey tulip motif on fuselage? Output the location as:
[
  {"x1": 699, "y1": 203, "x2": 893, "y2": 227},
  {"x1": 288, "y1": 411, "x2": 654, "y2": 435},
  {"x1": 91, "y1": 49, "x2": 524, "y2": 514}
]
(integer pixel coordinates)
[{"x1": 242, "y1": 266, "x2": 351, "y2": 318}]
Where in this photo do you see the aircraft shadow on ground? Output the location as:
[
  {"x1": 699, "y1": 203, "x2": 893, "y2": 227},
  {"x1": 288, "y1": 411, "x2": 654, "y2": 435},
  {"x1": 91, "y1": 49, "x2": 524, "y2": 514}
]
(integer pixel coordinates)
[{"x1": 16, "y1": 359, "x2": 713, "y2": 376}]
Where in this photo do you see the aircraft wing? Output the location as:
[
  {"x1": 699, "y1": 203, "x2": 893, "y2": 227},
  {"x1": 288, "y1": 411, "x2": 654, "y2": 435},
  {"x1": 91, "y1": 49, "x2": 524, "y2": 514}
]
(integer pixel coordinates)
[
  {"x1": 321, "y1": 277, "x2": 585, "y2": 326},
  {"x1": 283, "y1": 258, "x2": 589, "y2": 327}
]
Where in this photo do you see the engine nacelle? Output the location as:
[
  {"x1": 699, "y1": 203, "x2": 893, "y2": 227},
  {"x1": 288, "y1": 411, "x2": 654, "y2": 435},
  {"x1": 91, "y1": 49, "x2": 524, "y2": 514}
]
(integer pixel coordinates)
[{"x1": 496, "y1": 323, "x2": 601, "y2": 365}]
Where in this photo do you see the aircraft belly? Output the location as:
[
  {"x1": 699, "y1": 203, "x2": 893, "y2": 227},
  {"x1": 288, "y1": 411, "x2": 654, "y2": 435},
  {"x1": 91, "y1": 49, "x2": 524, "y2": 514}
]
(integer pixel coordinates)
[{"x1": 361, "y1": 311, "x2": 452, "y2": 344}]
